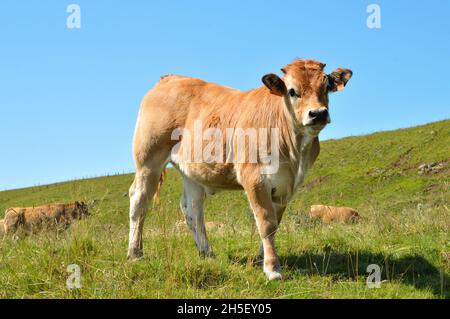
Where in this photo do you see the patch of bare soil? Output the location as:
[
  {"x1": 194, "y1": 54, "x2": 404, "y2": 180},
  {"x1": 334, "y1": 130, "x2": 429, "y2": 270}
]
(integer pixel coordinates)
[
  {"x1": 417, "y1": 158, "x2": 450, "y2": 175},
  {"x1": 392, "y1": 147, "x2": 413, "y2": 168},
  {"x1": 366, "y1": 148, "x2": 414, "y2": 177}
]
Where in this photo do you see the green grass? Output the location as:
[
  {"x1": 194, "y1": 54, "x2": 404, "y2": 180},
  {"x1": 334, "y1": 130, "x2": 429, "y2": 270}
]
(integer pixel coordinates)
[{"x1": 0, "y1": 120, "x2": 449, "y2": 299}]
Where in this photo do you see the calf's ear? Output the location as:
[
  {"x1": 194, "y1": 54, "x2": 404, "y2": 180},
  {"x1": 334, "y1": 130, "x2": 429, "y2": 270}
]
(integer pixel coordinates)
[
  {"x1": 328, "y1": 68, "x2": 353, "y2": 92},
  {"x1": 262, "y1": 73, "x2": 287, "y2": 96}
]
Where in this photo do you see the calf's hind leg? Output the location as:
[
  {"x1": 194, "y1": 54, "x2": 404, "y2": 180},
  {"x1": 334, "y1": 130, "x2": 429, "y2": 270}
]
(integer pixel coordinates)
[
  {"x1": 180, "y1": 177, "x2": 213, "y2": 258},
  {"x1": 127, "y1": 166, "x2": 164, "y2": 260}
]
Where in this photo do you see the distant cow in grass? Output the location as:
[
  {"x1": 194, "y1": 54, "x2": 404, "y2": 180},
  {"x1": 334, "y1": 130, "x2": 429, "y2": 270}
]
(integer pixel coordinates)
[
  {"x1": 1, "y1": 201, "x2": 90, "y2": 235},
  {"x1": 128, "y1": 58, "x2": 352, "y2": 280},
  {"x1": 310, "y1": 205, "x2": 360, "y2": 223}
]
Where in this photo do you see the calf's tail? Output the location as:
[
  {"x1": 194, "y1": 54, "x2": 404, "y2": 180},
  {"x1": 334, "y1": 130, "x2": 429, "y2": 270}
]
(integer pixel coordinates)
[{"x1": 152, "y1": 169, "x2": 166, "y2": 204}]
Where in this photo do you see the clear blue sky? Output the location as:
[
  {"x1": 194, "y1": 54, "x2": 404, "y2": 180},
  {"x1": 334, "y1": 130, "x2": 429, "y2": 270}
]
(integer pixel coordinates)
[{"x1": 1, "y1": 0, "x2": 449, "y2": 190}]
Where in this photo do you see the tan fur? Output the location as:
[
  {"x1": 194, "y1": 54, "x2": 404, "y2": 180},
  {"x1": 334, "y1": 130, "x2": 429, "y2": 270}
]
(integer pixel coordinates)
[
  {"x1": 3, "y1": 202, "x2": 90, "y2": 235},
  {"x1": 310, "y1": 205, "x2": 360, "y2": 224},
  {"x1": 128, "y1": 58, "x2": 352, "y2": 280},
  {"x1": 205, "y1": 221, "x2": 225, "y2": 232},
  {"x1": 0, "y1": 219, "x2": 4, "y2": 237}
]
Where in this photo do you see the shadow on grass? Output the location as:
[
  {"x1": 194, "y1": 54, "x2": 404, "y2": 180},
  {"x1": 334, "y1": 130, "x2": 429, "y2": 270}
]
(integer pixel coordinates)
[{"x1": 230, "y1": 249, "x2": 449, "y2": 298}]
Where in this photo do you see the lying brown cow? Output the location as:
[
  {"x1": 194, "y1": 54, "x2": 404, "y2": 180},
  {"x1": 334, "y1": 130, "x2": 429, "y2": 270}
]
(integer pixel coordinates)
[
  {"x1": 310, "y1": 205, "x2": 360, "y2": 223},
  {"x1": 1, "y1": 201, "x2": 89, "y2": 235}
]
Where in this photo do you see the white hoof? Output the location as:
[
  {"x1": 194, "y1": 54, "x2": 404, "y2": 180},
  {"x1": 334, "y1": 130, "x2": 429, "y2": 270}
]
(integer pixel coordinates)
[{"x1": 265, "y1": 270, "x2": 283, "y2": 281}]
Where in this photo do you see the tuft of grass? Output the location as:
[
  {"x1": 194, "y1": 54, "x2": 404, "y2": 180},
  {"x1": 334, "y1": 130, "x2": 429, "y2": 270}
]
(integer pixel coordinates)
[{"x1": 0, "y1": 119, "x2": 449, "y2": 298}]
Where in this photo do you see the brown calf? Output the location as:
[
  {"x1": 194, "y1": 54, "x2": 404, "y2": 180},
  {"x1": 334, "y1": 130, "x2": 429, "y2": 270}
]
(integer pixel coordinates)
[
  {"x1": 2, "y1": 201, "x2": 89, "y2": 235},
  {"x1": 128, "y1": 59, "x2": 352, "y2": 280},
  {"x1": 310, "y1": 205, "x2": 360, "y2": 223}
]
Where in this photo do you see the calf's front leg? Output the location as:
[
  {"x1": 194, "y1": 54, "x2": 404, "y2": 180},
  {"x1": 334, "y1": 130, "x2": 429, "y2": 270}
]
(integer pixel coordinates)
[
  {"x1": 243, "y1": 181, "x2": 282, "y2": 280},
  {"x1": 257, "y1": 202, "x2": 286, "y2": 262}
]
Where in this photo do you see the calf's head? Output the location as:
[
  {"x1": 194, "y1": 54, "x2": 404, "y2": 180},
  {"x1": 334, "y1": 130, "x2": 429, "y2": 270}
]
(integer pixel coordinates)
[
  {"x1": 262, "y1": 59, "x2": 352, "y2": 135},
  {"x1": 309, "y1": 204, "x2": 326, "y2": 218},
  {"x1": 74, "y1": 201, "x2": 90, "y2": 219}
]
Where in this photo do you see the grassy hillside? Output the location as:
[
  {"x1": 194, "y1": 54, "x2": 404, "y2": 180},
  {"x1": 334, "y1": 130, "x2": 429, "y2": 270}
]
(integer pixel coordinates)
[{"x1": 0, "y1": 120, "x2": 449, "y2": 299}]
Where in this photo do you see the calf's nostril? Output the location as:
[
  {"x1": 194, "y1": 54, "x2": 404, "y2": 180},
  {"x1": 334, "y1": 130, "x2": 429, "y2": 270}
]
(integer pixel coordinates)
[
  {"x1": 309, "y1": 109, "x2": 329, "y2": 122},
  {"x1": 309, "y1": 110, "x2": 318, "y2": 119}
]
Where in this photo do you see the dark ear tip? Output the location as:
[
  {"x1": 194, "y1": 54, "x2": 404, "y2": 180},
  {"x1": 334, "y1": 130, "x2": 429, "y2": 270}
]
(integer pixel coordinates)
[
  {"x1": 261, "y1": 73, "x2": 275, "y2": 86},
  {"x1": 262, "y1": 73, "x2": 275, "y2": 80},
  {"x1": 262, "y1": 73, "x2": 286, "y2": 96},
  {"x1": 344, "y1": 70, "x2": 353, "y2": 81},
  {"x1": 341, "y1": 68, "x2": 353, "y2": 76}
]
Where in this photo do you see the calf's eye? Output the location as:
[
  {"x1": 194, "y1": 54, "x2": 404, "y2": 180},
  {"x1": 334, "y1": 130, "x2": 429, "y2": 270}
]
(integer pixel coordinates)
[{"x1": 288, "y1": 88, "x2": 298, "y2": 98}]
